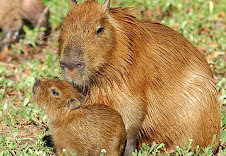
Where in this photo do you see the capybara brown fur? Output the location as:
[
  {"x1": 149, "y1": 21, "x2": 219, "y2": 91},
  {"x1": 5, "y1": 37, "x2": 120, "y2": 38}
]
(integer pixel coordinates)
[
  {"x1": 0, "y1": 0, "x2": 50, "y2": 50},
  {"x1": 58, "y1": 0, "x2": 221, "y2": 154},
  {"x1": 33, "y1": 79, "x2": 126, "y2": 156}
]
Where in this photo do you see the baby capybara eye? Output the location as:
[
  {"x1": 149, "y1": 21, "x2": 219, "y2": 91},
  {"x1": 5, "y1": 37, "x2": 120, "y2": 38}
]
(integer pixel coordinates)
[
  {"x1": 51, "y1": 89, "x2": 60, "y2": 96},
  {"x1": 96, "y1": 27, "x2": 104, "y2": 35}
]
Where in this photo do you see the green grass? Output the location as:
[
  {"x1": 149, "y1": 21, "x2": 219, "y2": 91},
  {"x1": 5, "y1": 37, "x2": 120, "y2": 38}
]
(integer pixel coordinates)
[{"x1": 0, "y1": 0, "x2": 225, "y2": 155}]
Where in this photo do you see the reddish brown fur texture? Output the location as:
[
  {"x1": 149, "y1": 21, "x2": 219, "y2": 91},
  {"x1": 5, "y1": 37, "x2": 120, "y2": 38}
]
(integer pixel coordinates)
[
  {"x1": 0, "y1": 0, "x2": 49, "y2": 50},
  {"x1": 59, "y1": 0, "x2": 221, "y2": 154},
  {"x1": 33, "y1": 79, "x2": 126, "y2": 156}
]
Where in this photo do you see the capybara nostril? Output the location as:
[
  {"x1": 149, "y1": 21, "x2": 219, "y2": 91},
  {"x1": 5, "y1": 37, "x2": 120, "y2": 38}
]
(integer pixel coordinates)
[
  {"x1": 75, "y1": 62, "x2": 85, "y2": 70},
  {"x1": 60, "y1": 61, "x2": 85, "y2": 70}
]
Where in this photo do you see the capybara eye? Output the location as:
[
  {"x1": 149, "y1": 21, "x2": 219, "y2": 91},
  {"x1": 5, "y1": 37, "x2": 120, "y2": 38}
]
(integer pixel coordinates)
[
  {"x1": 51, "y1": 89, "x2": 60, "y2": 96},
  {"x1": 96, "y1": 27, "x2": 104, "y2": 35}
]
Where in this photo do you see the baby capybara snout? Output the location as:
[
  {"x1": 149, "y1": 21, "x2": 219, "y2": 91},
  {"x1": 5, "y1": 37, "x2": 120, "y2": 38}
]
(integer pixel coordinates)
[{"x1": 32, "y1": 79, "x2": 40, "y2": 93}]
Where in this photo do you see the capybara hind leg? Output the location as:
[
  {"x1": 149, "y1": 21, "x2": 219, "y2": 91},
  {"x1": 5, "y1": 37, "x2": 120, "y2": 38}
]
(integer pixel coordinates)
[
  {"x1": 124, "y1": 138, "x2": 137, "y2": 156},
  {"x1": 117, "y1": 99, "x2": 146, "y2": 156},
  {"x1": 124, "y1": 128, "x2": 140, "y2": 156}
]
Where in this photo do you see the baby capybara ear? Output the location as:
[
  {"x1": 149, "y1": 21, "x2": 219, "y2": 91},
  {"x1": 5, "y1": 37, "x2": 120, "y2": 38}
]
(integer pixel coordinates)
[
  {"x1": 70, "y1": 0, "x2": 77, "y2": 7},
  {"x1": 66, "y1": 98, "x2": 80, "y2": 110},
  {"x1": 77, "y1": 94, "x2": 85, "y2": 104}
]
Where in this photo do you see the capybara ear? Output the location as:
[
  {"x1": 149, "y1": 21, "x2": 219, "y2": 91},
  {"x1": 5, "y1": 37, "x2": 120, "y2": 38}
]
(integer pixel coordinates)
[
  {"x1": 66, "y1": 98, "x2": 80, "y2": 110},
  {"x1": 78, "y1": 94, "x2": 85, "y2": 104},
  {"x1": 103, "y1": 0, "x2": 110, "y2": 13},
  {"x1": 70, "y1": 0, "x2": 77, "y2": 7}
]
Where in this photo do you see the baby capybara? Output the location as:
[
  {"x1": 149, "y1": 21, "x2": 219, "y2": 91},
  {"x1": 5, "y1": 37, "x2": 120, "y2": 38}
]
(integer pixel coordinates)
[
  {"x1": 0, "y1": 0, "x2": 50, "y2": 50},
  {"x1": 32, "y1": 79, "x2": 126, "y2": 156},
  {"x1": 59, "y1": 0, "x2": 221, "y2": 154}
]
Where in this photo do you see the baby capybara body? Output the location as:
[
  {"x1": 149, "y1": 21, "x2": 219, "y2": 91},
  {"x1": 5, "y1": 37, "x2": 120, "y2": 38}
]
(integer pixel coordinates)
[
  {"x1": 59, "y1": 0, "x2": 221, "y2": 154},
  {"x1": 33, "y1": 79, "x2": 126, "y2": 156},
  {"x1": 0, "y1": 0, "x2": 49, "y2": 50}
]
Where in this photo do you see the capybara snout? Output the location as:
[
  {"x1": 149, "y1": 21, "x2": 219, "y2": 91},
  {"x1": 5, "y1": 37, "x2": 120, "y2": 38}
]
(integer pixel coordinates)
[{"x1": 59, "y1": 1, "x2": 115, "y2": 86}]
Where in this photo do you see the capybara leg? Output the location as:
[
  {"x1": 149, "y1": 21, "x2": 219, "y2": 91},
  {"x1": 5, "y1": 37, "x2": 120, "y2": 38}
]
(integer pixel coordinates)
[
  {"x1": 0, "y1": 30, "x2": 20, "y2": 51},
  {"x1": 124, "y1": 128, "x2": 139, "y2": 156},
  {"x1": 119, "y1": 101, "x2": 146, "y2": 156},
  {"x1": 124, "y1": 139, "x2": 137, "y2": 156},
  {"x1": 42, "y1": 135, "x2": 55, "y2": 148},
  {"x1": 0, "y1": 17, "x2": 22, "y2": 51}
]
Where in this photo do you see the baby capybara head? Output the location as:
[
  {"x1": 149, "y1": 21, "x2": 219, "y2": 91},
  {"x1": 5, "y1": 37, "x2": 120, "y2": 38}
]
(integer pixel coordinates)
[
  {"x1": 59, "y1": 0, "x2": 114, "y2": 86},
  {"x1": 32, "y1": 79, "x2": 85, "y2": 112}
]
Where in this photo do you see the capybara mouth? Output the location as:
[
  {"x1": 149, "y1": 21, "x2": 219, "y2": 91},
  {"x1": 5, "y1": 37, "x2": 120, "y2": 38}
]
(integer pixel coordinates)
[
  {"x1": 62, "y1": 68, "x2": 86, "y2": 85},
  {"x1": 66, "y1": 69, "x2": 79, "y2": 80}
]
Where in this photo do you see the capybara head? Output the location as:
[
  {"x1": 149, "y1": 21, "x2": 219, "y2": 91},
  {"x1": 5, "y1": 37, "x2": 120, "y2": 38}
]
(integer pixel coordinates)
[
  {"x1": 32, "y1": 79, "x2": 85, "y2": 112},
  {"x1": 59, "y1": 0, "x2": 114, "y2": 86}
]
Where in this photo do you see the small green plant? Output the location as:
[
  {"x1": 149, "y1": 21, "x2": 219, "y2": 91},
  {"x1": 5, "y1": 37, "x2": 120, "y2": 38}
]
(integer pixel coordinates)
[
  {"x1": 99, "y1": 149, "x2": 107, "y2": 156},
  {"x1": 10, "y1": 39, "x2": 25, "y2": 55},
  {"x1": 133, "y1": 142, "x2": 167, "y2": 156},
  {"x1": 43, "y1": 0, "x2": 70, "y2": 29},
  {"x1": 23, "y1": 26, "x2": 46, "y2": 48},
  {"x1": 10, "y1": 25, "x2": 46, "y2": 55}
]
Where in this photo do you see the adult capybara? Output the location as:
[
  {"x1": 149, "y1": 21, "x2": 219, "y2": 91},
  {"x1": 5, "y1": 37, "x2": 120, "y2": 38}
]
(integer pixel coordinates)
[
  {"x1": 33, "y1": 79, "x2": 126, "y2": 156},
  {"x1": 58, "y1": 0, "x2": 221, "y2": 154},
  {"x1": 0, "y1": 0, "x2": 50, "y2": 50}
]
